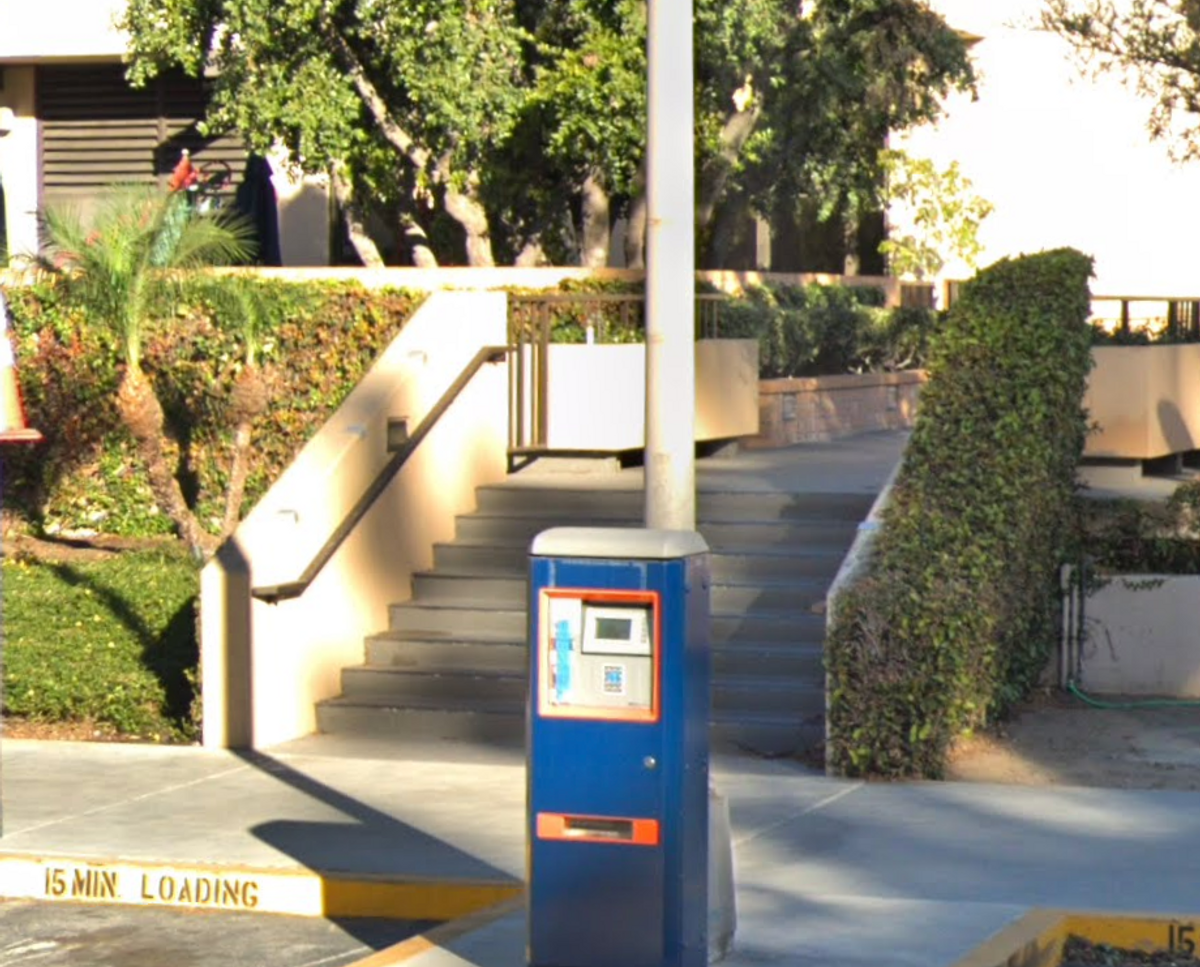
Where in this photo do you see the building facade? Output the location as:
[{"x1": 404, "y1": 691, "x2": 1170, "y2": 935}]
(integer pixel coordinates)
[{"x1": 0, "y1": 0, "x2": 329, "y2": 267}]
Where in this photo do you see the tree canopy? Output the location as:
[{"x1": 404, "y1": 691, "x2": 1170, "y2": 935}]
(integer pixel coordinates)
[
  {"x1": 1042, "y1": 0, "x2": 1200, "y2": 159},
  {"x1": 121, "y1": 0, "x2": 974, "y2": 267}
]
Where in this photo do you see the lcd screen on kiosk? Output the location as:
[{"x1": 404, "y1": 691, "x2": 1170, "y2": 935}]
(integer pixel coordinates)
[{"x1": 538, "y1": 590, "x2": 659, "y2": 721}]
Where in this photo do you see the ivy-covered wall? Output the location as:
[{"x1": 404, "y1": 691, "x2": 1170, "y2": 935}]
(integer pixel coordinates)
[
  {"x1": 5, "y1": 278, "x2": 421, "y2": 537},
  {"x1": 825, "y1": 249, "x2": 1094, "y2": 779}
]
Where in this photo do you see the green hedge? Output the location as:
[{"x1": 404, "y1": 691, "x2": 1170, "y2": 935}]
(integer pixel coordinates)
[
  {"x1": 825, "y1": 250, "x2": 1094, "y2": 779},
  {"x1": 4, "y1": 546, "x2": 200, "y2": 739},
  {"x1": 715, "y1": 282, "x2": 936, "y2": 378},
  {"x1": 5, "y1": 278, "x2": 421, "y2": 536}
]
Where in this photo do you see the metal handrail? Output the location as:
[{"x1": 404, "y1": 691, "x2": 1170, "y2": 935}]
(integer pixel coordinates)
[
  {"x1": 1092, "y1": 295, "x2": 1200, "y2": 340},
  {"x1": 252, "y1": 345, "x2": 509, "y2": 604}
]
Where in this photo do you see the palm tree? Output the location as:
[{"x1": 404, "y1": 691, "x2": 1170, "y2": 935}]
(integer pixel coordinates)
[
  {"x1": 197, "y1": 274, "x2": 275, "y2": 539},
  {"x1": 41, "y1": 184, "x2": 253, "y2": 559}
]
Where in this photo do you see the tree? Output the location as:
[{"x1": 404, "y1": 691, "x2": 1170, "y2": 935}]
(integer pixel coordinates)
[
  {"x1": 39, "y1": 185, "x2": 253, "y2": 559},
  {"x1": 122, "y1": 0, "x2": 528, "y2": 266},
  {"x1": 1041, "y1": 0, "x2": 1200, "y2": 158},
  {"x1": 878, "y1": 149, "x2": 994, "y2": 280},
  {"x1": 121, "y1": 0, "x2": 973, "y2": 269}
]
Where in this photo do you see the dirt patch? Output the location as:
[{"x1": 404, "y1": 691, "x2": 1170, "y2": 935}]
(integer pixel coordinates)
[
  {"x1": 4, "y1": 533, "x2": 179, "y2": 565},
  {"x1": 2, "y1": 718, "x2": 127, "y2": 742},
  {"x1": 946, "y1": 688, "x2": 1200, "y2": 791}
]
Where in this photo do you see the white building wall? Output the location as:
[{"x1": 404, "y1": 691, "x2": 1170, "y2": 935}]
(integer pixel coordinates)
[
  {"x1": 897, "y1": 0, "x2": 1200, "y2": 296},
  {"x1": 0, "y1": 68, "x2": 38, "y2": 263},
  {"x1": 0, "y1": 0, "x2": 127, "y2": 59}
]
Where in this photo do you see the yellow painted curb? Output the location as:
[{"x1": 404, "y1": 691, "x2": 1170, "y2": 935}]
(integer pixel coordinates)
[
  {"x1": 953, "y1": 909, "x2": 1200, "y2": 967},
  {"x1": 345, "y1": 897, "x2": 524, "y2": 967},
  {"x1": 0, "y1": 854, "x2": 521, "y2": 921}
]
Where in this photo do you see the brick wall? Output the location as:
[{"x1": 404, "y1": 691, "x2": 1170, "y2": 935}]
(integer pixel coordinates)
[{"x1": 747, "y1": 371, "x2": 927, "y2": 448}]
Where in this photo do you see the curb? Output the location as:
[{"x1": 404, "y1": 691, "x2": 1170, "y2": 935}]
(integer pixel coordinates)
[
  {"x1": 0, "y1": 854, "x2": 521, "y2": 921},
  {"x1": 344, "y1": 897, "x2": 524, "y2": 967},
  {"x1": 953, "y1": 909, "x2": 1200, "y2": 967}
]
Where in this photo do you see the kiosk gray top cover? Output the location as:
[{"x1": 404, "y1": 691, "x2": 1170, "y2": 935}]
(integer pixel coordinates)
[{"x1": 531, "y1": 527, "x2": 709, "y2": 561}]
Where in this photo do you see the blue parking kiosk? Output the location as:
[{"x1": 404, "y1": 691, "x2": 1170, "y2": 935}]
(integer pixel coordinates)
[{"x1": 527, "y1": 527, "x2": 710, "y2": 967}]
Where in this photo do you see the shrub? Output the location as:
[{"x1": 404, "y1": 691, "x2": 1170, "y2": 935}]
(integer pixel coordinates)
[
  {"x1": 716, "y1": 282, "x2": 937, "y2": 378},
  {"x1": 826, "y1": 249, "x2": 1094, "y2": 779},
  {"x1": 5, "y1": 277, "x2": 421, "y2": 537},
  {"x1": 3, "y1": 546, "x2": 200, "y2": 740}
]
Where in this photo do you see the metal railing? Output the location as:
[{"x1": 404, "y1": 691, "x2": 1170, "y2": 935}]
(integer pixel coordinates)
[
  {"x1": 1092, "y1": 295, "x2": 1200, "y2": 340},
  {"x1": 251, "y1": 344, "x2": 509, "y2": 604},
  {"x1": 507, "y1": 293, "x2": 726, "y2": 456}
]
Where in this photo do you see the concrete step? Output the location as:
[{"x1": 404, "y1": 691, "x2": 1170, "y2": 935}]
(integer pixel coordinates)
[
  {"x1": 367, "y1": 633, "x2": 821, "y2": 681},
  {"x1": 710, "y1": 611, "x2": 825, "y2": 644},
  {"x1": 709, "y1": 711, "x2": 825, "y2": 758},
  {"x1": 455, "y1": 514, "x2": 859, "y2": 549},
  {"x1": 709, "y1": 548, "x2": 846, "y2": 583},
  {"x1": 433, "y1": 540, "x2": 847, "y2": 583},
  {"x1": 317, "y1": 696, "x2": 823, "y2": 758},
  {"x1": 341, "y1": 666, "x2": 526, "y2": 703},
  {"x1": 389, "y1": 602, "x2": 527, "y2": 638},
  {"x1": 711, "y1": 579, "x2": 827, "y2": 613},
  {"x1": 365, "y1": 633, "x2": 525, "y2": 673},
  {"x1": 327, "y1": 672, "x2": 820, "y2": 723},
  {"x1": 410, "y1": 572, "x2": 527, "y2": 605},
  {"x1": 474, "y1": 486, "x2": 873, "y2": 522},
  {"x1": 386, "y1": 601, "x2": 825, "y2": 646},
  {"x1": 316, "y1": 697, "x2": 527, "y2": 744},
  {"x1": 409, "y1": 572, "x2": 828, "y2": 613},
  {"x1": 712, "y1": 643, "x2": 824, "y2": 679}
]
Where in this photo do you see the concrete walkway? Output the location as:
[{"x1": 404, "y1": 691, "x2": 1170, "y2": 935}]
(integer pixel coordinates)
[
  {"x1": 7, "y1": 431, "x2": 1197, "y2": 966},
  {"x1": 4, "y1": 737, "x2": 1200, "y2": 966}
]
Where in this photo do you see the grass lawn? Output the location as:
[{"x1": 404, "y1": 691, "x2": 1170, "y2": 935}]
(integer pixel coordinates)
[{"x1": 2, "y1": 543, "x2": 200, "y2": 742}]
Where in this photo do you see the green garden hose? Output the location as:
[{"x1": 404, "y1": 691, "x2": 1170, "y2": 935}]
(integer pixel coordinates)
[{"x1": 1067, "y1": 680, "x2": 1200, "y2": 710}]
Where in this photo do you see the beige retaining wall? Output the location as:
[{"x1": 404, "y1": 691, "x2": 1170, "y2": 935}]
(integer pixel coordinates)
[
  {"x1": 1084, "y1": 345, "x2": 1200, "y2": 460},
  {"x1": 748, "y1": 371, "x2": 927, "y2": 448},
  {"x1": 1065, "y1": 572, "x2": 1200, "y2": 697}
]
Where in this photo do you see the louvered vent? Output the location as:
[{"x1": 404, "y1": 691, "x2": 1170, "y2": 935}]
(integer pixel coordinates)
[{"x1": 37, "y1": 64, "x2": 247, "y2": 206}]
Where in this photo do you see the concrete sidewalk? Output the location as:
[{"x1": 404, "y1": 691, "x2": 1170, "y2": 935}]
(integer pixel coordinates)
[{"x1": 4, "y1": 736, "x2": 1200, "y2": 966}]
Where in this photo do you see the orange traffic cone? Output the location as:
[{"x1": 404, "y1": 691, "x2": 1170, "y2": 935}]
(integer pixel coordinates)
[{"x1": 0, "y1": 292, "x2": 41, "y2": 445}]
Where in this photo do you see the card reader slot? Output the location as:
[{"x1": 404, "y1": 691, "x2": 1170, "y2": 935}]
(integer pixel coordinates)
[
  {"x1": 536, "y1": 812, "x2": 660, "y2": 846},
  {"x1": 564, "y1": 817, "x2": 633, "y2": 840}
]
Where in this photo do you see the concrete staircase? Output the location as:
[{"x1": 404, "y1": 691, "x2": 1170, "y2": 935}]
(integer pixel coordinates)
[{"x1": 316, "y1": 475, "x2": 872, "y2": 756}]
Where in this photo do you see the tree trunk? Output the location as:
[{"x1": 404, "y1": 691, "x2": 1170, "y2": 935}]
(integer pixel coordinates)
[
  {"x1": 441, "y1": 177, "x2": 495, "y2": 267},
  {"x1": 624, "y1": 182, "x2": 648, "y2": 269},
  {"x1": 403, "y1": 220, "x2": 439, "y2": 267},
  {"x1": 116, "y1": 368, "x2": 213, "y2": 560},
  {"x1": 220, "y1": 364, "x2": 269, "y2": 540},
  {"x1": 579, "y1": 172, "x2": 611, "y2": 268},
  {"x1": 331, "y1": 169, "x2": 385, "y2": 268},
  {"x1": 697, "y1": 102, "x2": 762, "y2": 238},
  {"x1": 515, "y1": 239, "x2": 548, "y2": 266},
  {"x1": 221, "y1": 422, "x2": 253, "y2": 540},
  {"x1": 327, "y1": 24, "x2": 494, "y2": 266}
]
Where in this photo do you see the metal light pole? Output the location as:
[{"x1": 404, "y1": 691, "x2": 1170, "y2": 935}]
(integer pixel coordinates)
[{"x1": 644, "y1": 0, "x2": 697, "y2": 532}]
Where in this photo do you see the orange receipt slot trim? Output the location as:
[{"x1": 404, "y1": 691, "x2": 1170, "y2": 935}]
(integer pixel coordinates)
[{"x1": 536, "y1": 813, "x2": 661, "y2": 846}]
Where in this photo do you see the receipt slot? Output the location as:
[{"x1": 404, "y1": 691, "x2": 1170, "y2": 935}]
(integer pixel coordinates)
[{"x1": 528, "y1": 528, "x2": 710, "y2": 967}]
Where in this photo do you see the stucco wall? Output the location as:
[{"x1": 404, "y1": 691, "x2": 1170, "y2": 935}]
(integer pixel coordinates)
[
  {"x1": 1072, "y1": 574, "x2": 1200, "y2": 697},
  {"x1": 201, "y1": 291, "x2": 511, "y2": 748},
  {"x1": 1084, "y1": 345, "x2": 1200, "y2": 460}
]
